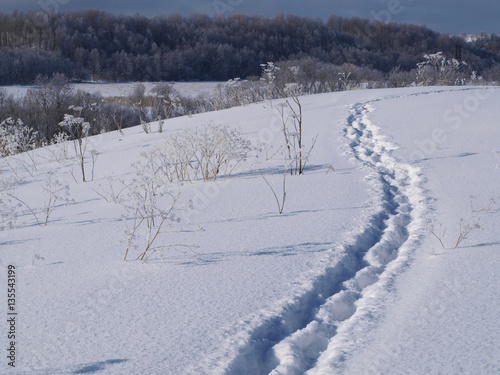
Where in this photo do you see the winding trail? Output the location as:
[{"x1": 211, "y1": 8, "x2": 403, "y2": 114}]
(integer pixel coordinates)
[{"x1": 193, "y1": 93, "x2": 431, "y2": 375}]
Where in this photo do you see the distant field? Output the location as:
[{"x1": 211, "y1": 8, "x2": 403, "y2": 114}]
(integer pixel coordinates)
[{"x1": 0, "y1": 81, "x2": 222, "y2": 98}]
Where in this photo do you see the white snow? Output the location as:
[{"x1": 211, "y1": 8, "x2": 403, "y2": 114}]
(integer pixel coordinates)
[{"x1": 1, "y1": 86, "x2": 499, "y2": 374}]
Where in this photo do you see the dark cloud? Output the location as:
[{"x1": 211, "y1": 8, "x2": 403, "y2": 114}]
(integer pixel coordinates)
[{"x1": 1, "y1": 0, "x2": 499, "y2": 34}]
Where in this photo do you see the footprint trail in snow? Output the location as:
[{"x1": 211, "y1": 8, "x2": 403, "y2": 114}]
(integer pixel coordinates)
[{"x1": 193, "y1": 95, "x2": 429, "y2": 375}]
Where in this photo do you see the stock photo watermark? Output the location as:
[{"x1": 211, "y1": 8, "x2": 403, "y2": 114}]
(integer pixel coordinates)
[
  {"x1": 351, "y1": 0, "x2": 415, "y2": 39},
  {"x1": 213, "y1": 0, "x2": 243, "y2": 16},
  {"x1": 370, "y1": 0, "x2": 405, "y2": 23},
  {"x1": 38, "y1": 0, "x2": 70, "y2": 14},
  {"x1": 6, "y1": 265, "x2": 17, "y2": 368},
  {"x1": 408, "y1": 87, "x2": 497, "y2": 161}
]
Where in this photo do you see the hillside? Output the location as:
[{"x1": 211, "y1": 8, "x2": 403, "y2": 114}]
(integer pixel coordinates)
[{"x1": 1, "y1": 87, "x2": 499, "y2": 374}]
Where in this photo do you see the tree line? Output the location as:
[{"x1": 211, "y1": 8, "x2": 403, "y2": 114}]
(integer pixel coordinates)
[
  {"x1": 0, "y1": 48, "x2": 489, "y2": 156},
  {"x1": 1, "y1": 10, "x2": 500, "y2": 84}
]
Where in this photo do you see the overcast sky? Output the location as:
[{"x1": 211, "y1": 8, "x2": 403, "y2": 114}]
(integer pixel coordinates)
[{"x1": 1, "y1": 0, "x2": 499, "y2": 35}]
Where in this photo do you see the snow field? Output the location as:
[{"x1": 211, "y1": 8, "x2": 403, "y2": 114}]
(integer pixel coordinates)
[
  {"x1": 1, "y1": 91, "x2": 370, "y2": 374},
  {"x1": 0, "y1": 86, "x2": 499, "y2": 374}
]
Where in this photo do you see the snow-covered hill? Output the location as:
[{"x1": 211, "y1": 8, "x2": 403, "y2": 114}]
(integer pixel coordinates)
[{"x1": 1, "y1": 87, "x2": 499, "y2": 374}]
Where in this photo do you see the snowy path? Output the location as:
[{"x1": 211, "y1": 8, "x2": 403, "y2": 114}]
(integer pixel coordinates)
[
  {"x1": 198, "y1": 95, "x2": 429, "y2": 375},
  {"x1": 303, "y1": 101, "x2": 427, "y2": 374},
  {"x1": 340, "y1": 88, "x2": 500, "y2": 375}
]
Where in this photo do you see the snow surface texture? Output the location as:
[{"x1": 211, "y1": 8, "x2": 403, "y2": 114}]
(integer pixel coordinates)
[{"x1": 1, "y1": 87, "x2": 499, "y2": 374}]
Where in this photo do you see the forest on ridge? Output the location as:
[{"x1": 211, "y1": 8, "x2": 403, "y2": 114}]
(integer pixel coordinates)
[{"x1": 1, "y1": 10, "x2": 500, "y2": 84}]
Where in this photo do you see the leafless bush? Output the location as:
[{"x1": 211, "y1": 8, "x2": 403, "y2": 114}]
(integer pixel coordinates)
[
  {"x1": 4, "y1": 171, "x2": 71, "y2": 227},
  {"x1": 150, "y1": 82, "x2": 181, "y2": 120},
  {"x1": 40, "y1": 172, "x2": 72, "y2": 225},
  {"x1": 453, "y1": 218, "x2": 481, "y2": 249},
  {"x1": 120, "y1": 178, "x2": 179, "y2": 262},
  {"x1": 160, "y1": 140, "x2": 191, "y2": 182},
  {"x1": 416, "y1": 52, "x2": 468, "y2": 86},
  {"x1": 387, "y1": 66, "x2": 417, "y2": 88},
  {"x1": 148, "y1": 124, "x2": 253, "y2": 183},
  {"x1": 129, "y1": 82, "x2": 146, "y2": 106},
  {"x1": 118, "y1": 152, "x2": 198, "y2": 263},
  {"x1": 426, "y1": 217, "x2": 481, "y2": 250},
  {"x1": 469, "y1": 195, "x2": 497, "y2": 213},
  {"x1": 211, "y1": 79, "x2": 269, "y2": 110},
  {"x1": 141, "y1": 119, "x2": 151, "y2": 134},
  {"x1": 186, "y1": 124, "x2": 253, "y2": 181},
  {"x1": 0, "y1": 197, "x2": 17, "y2": 231},
  {"x1": 276, "y1": 88, "x2": 317, "y2": 176}
]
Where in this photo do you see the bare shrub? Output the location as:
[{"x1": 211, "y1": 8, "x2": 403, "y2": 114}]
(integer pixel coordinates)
[
  {"x1": 4, "y1": 171, "x2": 71, "y2": 226},
  {"x1": 129, "y1": 82, "x2": 146, "y2": 105},
  {"x1": 453, "y1": 218, "x2": 480, "y2": 249},
  {"x1": 426, "y1": 217, "x2": 481, "y2": 250},
  {"x1": 141, "y1": 119, "x2": 151, "y2": 134},
  {"x1": 118, "y1": 152, "x2": 198, "y2": 263},
  {"x1": 185, "y1": 124, "x2": 253, "y2": 181},
  {"x1": 91, "y1": 176, "x2": 129, "y2": 204},
  {"x1": 211, "y1": 79, "x2": 269, "y2": 110},
  {"x1": 39, "y1": 172, "x2": 72, "y2": 225},
  {"x1": 59, "y1": 106, "x2": 91, "y2": 182},
  {"x1": 425, "y1": 220, "x2": 446, "y2": 250},
  {"x1": 469, "y1": 195, "x2": 497, "y2": 214},
  {"x1": 276, "y1": 87, "x2": 317, "y2": 176},
  {"x1": 0, "y1": 196, "x2": 17, "y2": 231},
  {"x1": 147, "y1": 124, "x2": 253, "y2": 183}
]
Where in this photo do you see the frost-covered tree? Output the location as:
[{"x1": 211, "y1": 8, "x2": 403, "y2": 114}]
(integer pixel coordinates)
[
  {"x1": 150, "y1": 82, "x2": 181, "y2": 121},
  {"x1": 23, "y1": 74, "x2": 73, "y2": 140},
  {"x1": 417, "y1": 52, "x2": 467, "y2": 86},
  {"x1": 0, "y1": 118, "x2": 38, "y2": 157}
]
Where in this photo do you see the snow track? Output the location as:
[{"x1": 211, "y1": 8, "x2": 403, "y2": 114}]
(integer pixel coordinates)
[
  {"x1": 303, "y1": 102, "x2": 428, "y2": 374},
  {"x1": 265, "y1": 102, "x2": 427, "y2": 375},
  {"x1": 193, "y1": 96, "x2": 429, "y2": 375}
]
